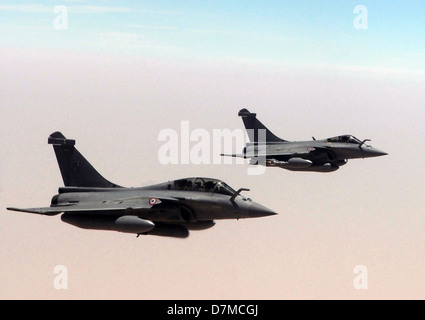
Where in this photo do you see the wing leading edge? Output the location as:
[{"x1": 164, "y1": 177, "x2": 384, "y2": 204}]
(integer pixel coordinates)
[{"x1": 7, "y1": 197, "x2": 170, "y2": 215}]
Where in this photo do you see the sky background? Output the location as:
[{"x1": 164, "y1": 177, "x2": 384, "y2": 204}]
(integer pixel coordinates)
[{"x1": 1, "y1": 1, "x2": 424, "y2": 300}]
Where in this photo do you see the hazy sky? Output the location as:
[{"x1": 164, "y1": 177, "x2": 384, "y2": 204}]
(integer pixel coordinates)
[{"x1": 1, "y1": 1, "x2": 424, "y2": 300}]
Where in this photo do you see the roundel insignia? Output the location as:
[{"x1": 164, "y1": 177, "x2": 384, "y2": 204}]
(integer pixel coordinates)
[{"x1": 149, "y1": 197, "x2": 158, "y2": 205}]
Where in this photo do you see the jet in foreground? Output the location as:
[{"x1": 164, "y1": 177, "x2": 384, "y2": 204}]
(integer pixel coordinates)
[
  {"x1": 222, "y1": 109, "x2": 387, "y2": 173},
  {"x1": 7, "y1": 132, "x2": 276, "y2": 238}
]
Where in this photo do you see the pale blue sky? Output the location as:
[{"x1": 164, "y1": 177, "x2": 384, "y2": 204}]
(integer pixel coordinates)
[{"x1": 1, "y1": 0, "x2": 425, "y2": 72}]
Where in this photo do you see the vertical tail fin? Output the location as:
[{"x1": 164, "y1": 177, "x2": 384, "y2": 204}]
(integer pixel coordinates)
[
  {"x1": 48, "y1": 132, "x2": 121, "y2": 188},
  {"x1": 238, "y1": 109, "x2": 287, "y2": 143}
]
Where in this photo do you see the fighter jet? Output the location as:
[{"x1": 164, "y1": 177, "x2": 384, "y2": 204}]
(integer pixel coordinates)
[
  {"x1": 222, "y1": 109, "x2": 387, "y2": 173},
  {"x1": 7, "y1": 132, "x2": 276, "y2": 238}
]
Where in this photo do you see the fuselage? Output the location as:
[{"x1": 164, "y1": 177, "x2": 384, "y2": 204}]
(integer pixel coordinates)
[
  {"x1": 52, "y1": 177, "x2": 277, "y2": 223},
  {"x1": 242, "y1": 135, "x2": 387, "y2": 172},
  {"x1": 257, "y1": 139, "x2": 387, "y2": 161}
]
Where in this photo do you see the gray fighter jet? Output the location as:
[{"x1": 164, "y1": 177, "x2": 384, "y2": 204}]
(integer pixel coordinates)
[
  {"x1": 7, "y1": 132, "x2": 276, "y2": 238},
  {"x1": 222, "y1": 109, "x2": 387, "y2": 172}
]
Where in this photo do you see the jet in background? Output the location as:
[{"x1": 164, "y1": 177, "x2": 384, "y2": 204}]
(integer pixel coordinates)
[
  {"x1": 222, "y1": 109, "x2": 387, "y2": 173},
  {"x1": 7, "y1": 132, "x2": 276, "y2": 238}
]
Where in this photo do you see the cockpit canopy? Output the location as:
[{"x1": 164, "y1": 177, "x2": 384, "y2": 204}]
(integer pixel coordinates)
[
  {"x1": 173, "y1": 177, "x2": 236, "y2": 196},
  {"x1": 327, "y1": 135, "x2": 362, "y2": 144}
]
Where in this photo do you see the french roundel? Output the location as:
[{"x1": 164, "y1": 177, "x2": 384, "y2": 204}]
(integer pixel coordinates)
[{"x1": 149, "y1": 197, "x2": 158, "y2": 205}]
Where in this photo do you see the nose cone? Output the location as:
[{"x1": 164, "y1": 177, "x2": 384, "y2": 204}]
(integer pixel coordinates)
[
  {"x1": 362, "y1": 146, "x2": 388, "y2": 158},
  {"x1": 248, "y1": 202, "x2": 278, "y2": 218}
]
